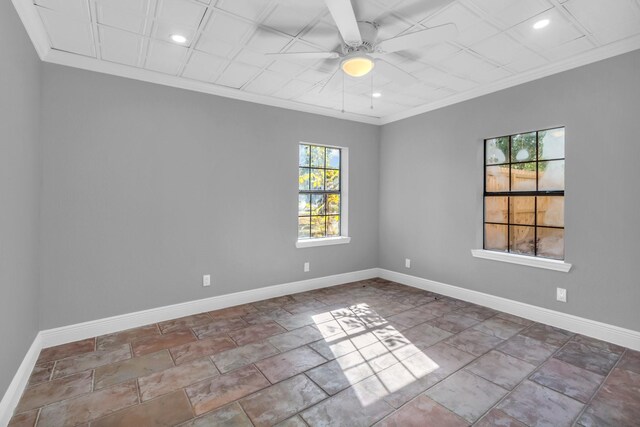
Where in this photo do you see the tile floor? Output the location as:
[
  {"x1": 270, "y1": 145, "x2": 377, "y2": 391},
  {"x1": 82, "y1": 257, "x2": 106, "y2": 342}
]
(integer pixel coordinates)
[{"x1": 9, "y1": 278, "x2": 640, "y2": 426}]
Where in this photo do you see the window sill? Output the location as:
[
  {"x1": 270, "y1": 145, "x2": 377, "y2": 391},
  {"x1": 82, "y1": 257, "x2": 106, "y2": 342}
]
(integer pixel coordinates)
[
  {"x1": 471, "y1": 249, "x2": 572, "y2": 272},
  {"x1": 296, "y1": 236, "x2": 351, "y2": 249}
]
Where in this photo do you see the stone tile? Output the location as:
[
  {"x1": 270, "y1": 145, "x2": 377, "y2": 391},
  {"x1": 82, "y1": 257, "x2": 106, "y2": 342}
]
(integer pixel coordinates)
[
  {"x1": 474, "y1": 409, "x2": 527, "y2": 427},
  {"x1": 212, "y1": 341, "x2": 280, "y2": 374},
  {"x1": 185, "y1": 365, "x2": 270, "y2": 415},
  {"x1": 381, "y1": 342, "x2": 476, "y2": 408},
  {"x1": 274, "y1": 415, "x2": 308, "y2": 427},
  {"x1": 400, "y1": 323, "x2": 453, "y2": 352},
  {"x1": 228, "y1": 321, "x2": 287, "y2": 346},
  {"x1": 465, "y1": 350, "x2": 536, "y2": 390},
  {"x1": 169, "y1": 335, "x2": 236, "y2": 365},
  {"x1": 457, "y1": 305, "x2": 498, "y2": 322},
  {"x1": 252, "y1": 296, "x2": 297, "y2": 312},
  {"x1": 497, "y1": 334, "x2": 558, "y2": 365},
  {"x1": 497, "y1": 380, "x2": 584, "y2": 427},
  {"x1": 255, "y1": 346, "x2": 326, "y2": 383},
  {"x1": 495, "y1": 312, "x2": 534, "y2": 327},
  {"x1": 300, "y1": 375, "x2": 394, "y2": 427},
  {"x1": 375, "y1": 395, "x2": 468, "y2": 427},
  {"x1": 306, "y1": 351, "x2": 376, "y2": 395},
  {"x1": 16, "y1": 370, "x2": 93, "y2": 413},
  {"x1": 131, "y1": 329, "x2": 197, "y2": 357},
  {"x1": 8, "y1": 409, "x2": 39, "y2": 427},
  {"x1": 267, "y1": 325, "x2": 324, "y2": 352},
  {"x1": 309, "y1": 332, "x2": 359, "y2": 360},
  {"x1": 530, "y1": 358, "x2": 604, "y2": 403},
  {"x1": 618, "y1": 349, "x2": 640, "y2": 374},
  {"x1": 356, "y1": 341, "x2": 405, "y2": 373},
  {"x1": 52, "y1": 343, "x2": 131, "y2": 379},
  {"x1": 415, "y1": 300, "x2": 459, "y2": 317},
  {"x1": 554, "y1": 341, "x2": 620, "y2": 375},
  {"x1": 208, "y1": 304, "x2": 257, "y2": 320},
  {"x1": 92, "y1": 390, "x2": 193, "y2": 426},
  {"x1": 444, "y1": 329, "x2": 504, "y2": 357},
  {"x1": 520, "y1": 323, "x2": 573, "y2": 346},
  {"x1": 275, "y1": 309, "x2": 334, "y2": 331},
  {"x1": 576, "y1": 368, "x2": 640, "y2": 427},
  {"x1": 242, "y1": 308, "x2": 292, "y2": 325},
  {"x1": 385, "y1": 307, "x2": 437, "y2": 328},
  {"x1": 96, "y1": 324, "x2": 160, "y2": 351},
  {"x1": 36, "y1": 338, "x2": 95, "y2": 364},
  {"x1": 472, "y1": 317, "x2": 524, "y2": 340},
  {"x1": 426, "y1": 370, "x2": 507, "y2": 423},
  {"x1": 191, "y1": 317, "x2": 248, "y2": 339},
  {"x1": 138, "y1": 358, "x2": 219, "y2": 401},
  {"x1": 179, "y1": 402, "x2": 252, "y2": 427},
  {"x1": 241, "y1": 375, "x2": 327, "y2": 427},
  {"x1": 94, "y1": 350, "x2": 173, "y2": 389},
  {"x1": 572, "y1": 335, "x2": 625, "y2": 355},
  {"x1": 158, "y1": 313, "x2": 212, "y2": 334},
  {"x1": 37, "y1": 382, "x2": 139, "y2": 427},
  {"x1": 283, "y1": 299, "x2": 327, "y2": 315},
  {"x1": 28, "y1": 362, "x2": 53, "y2": 386},
  {"x1": 428, "y1": 313, "x2": 480, "y2": 333}
]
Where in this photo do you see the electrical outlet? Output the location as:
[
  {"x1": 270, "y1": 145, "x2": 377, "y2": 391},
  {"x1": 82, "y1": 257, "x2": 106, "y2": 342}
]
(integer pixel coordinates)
[
  {"x1": 203, "y1": 274, "x2": 211, "y2": 287},
  {"x1": 405, "y1": 258, "x2": 411, "y2": 268},
  {"x1": 557, "y1": 287, "x2": 567, "y2": 303},
  {"x1": 304, "y1": 262, "x2": 310, "y2": 273}
]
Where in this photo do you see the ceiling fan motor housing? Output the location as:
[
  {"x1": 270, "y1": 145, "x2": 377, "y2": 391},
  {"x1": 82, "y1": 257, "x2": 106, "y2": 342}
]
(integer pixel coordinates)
[{"x1": 342, "y1": 21, "x2": 379, "y2": 54}]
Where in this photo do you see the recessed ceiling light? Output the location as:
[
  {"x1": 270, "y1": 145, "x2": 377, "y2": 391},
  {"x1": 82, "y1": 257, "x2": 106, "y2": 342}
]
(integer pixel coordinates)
[
  {"x1": 372, "y1": 92, "x2": 382, "y2": 98},
  {"x1": 170, "y1": 34, "x2": 187, "y2": 44},
  {"x1": 533, "y1": 19, "x2": 550, "y2": 30}
]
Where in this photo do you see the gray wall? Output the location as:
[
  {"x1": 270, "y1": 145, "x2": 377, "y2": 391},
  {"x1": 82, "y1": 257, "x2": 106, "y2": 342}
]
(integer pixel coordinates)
[
  {"x1": 379, "y1": 50, "x2": 640, "y2": 331},
  {"x1": 40, "y1": 65, "x2": 380, "y2": 328},
  {"x1": 0, "y1": 3, "x2": 42, "y2": 395}
]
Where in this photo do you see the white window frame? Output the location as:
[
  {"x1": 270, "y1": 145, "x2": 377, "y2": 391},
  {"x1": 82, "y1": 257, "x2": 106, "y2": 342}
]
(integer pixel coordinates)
[{"x1": 296, "y1": 143, "x2": 350, "y2": 249}]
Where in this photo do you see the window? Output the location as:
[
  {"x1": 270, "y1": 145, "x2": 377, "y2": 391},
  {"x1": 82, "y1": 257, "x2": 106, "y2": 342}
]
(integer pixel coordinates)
[
  {"x1": 297, "y1": 143, "x2": 349, "y2": 247},
  {"x1": 484, "y1": 128, "x2": 565, "y2": 260}
]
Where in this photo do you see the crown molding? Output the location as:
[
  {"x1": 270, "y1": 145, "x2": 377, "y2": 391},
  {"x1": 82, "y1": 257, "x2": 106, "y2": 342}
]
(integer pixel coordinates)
[
  {"x1": 12, "y1": 0, "x2": 640, "y2": 127},
  {"x1": 12, "y1": 0, "x2": 51, "y2": 59},
  {"x1": 380, "y1": 35, "x2": 640, "y2": 125}
]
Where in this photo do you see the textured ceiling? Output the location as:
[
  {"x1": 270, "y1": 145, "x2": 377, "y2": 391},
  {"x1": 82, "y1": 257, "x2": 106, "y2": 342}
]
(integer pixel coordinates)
[{"x1": 18, "y1": 0, "x2": 640, "y2": 123}]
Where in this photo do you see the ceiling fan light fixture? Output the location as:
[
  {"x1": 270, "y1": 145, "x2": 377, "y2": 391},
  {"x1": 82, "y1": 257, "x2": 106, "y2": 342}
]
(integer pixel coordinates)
[{"x1": 341, "y1": 54, "x2": 375, "y2": 78}]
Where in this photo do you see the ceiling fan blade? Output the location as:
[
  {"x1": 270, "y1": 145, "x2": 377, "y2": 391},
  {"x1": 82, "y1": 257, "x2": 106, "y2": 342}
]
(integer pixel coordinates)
[
  {"x1": 374, "y1": 59, "x2": 419, "y2": 86},
  {"x1": 324, "y1": 0, "x2": 362, "y2": 47},
  {"x1": 376, "y1": 0, "x2": 453, "y2": 26},
  {"x1": 265, "y1": 52, "x2": 340, "y2": 60},
  {"x1": 320, "y1": 68, "x2": 343, "y2": 93},
  {"x1": 377, "y1": 23, "x2": 458, "y2": 53}
]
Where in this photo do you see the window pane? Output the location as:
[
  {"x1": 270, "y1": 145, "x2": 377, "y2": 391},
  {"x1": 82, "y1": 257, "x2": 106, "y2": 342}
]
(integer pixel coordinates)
[
  {"x1": 327, "y1": 148, "x2": 340, "y2": 169},
  {"x1": 311, "y1": 216, "x2": 326, "y2": 238},
  {"x1": 537, "y1": 196, "x2": 564, "y2": 227},
  {"x1": 311, "y1": 194, "x2": 325, "y2": 215},
  {"x1": 486, "y1": 165, "x2": 510, "y2": 192},
  {"x1": 539, "y1": 160, "x2": 565, "y2": 191},
  {"x1": 299, "y1": 168, "x2": 310, "y2": 191},
  {"x1": 299, "y1": 145, "x2": 310, "y2": 167},
  {"x1": 539, "y1": 128, "x2": 565, "y2": 160},
  {"x1": 298, "y1": 194, "x2": 310, "y2": 216},
  {"x1": 298, "y1": 217, "x2": 310, "y2": 239},
  {"x1": 486, "y1": 137, "x2": 509, "y2": 165},
  {"x1": 327, "y1": 215, "x2": 340, "y2": 236},
  {"x1": 326, "y1": 170, "x2": 340, "y2": 191},
  {"x1": 510, "y1": 197, "x2": 535, "y2": 225},
  {"x1": 511, "y1": 132, "x2": 536, "y2": 162},
  {"x1": 311, "y1": 146, "x2": 325, "y2": 167},
  {"x1": 537, "y1": 227, "x2": 564, "y2": 260},
  {"x1": 511, "y1": 163, "x2": 536, "y2": 191},
  {"x1": 310, "y1": 168, "x2": 324, "y2": 190},
  {"x1": 485, "y1": 196, "x2": 507, "y2": 223},
  {"x1": 327, "y1": 194, "x2": 340, "y2": 215},
  {"x1": 510, "y1": 226, "x2": 535, "y2": 255},
  {"x1": 485, "y1": 224, "x2": 507, "y2": 251}
]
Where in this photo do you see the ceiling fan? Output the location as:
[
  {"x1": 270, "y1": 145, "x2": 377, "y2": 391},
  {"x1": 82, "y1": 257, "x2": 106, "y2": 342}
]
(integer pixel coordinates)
[{"x1": 265, "y1": 0, "x2": 458, "y2": 90}]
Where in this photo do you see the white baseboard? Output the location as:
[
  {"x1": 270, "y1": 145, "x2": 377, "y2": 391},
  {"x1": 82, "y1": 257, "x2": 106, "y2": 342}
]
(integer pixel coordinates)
[
  {"x1": 39, "y1": 268, "x2": 379, "y2": 349},
  {"x1": 379, "y1": 268, "x2": 640, "y2": 352},
  {"x1": 0, "y1": 333, "x2": 42, "y2": 427}
]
